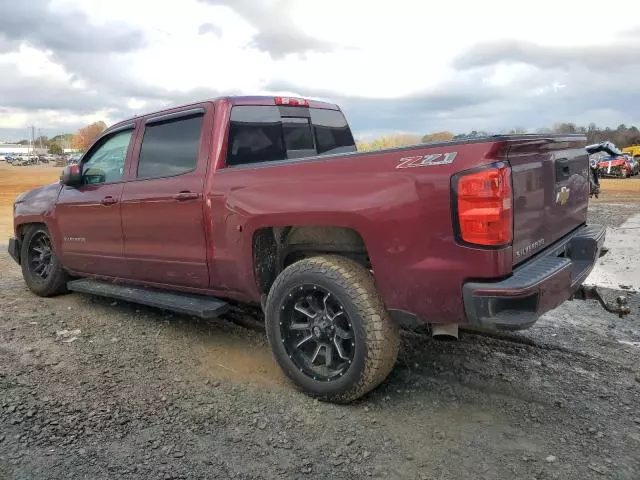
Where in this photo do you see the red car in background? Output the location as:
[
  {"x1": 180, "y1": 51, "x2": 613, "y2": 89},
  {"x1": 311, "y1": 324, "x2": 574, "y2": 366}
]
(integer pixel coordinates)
[{"x1": 597, "y1": 154, "x2": 638, "y2": 178}]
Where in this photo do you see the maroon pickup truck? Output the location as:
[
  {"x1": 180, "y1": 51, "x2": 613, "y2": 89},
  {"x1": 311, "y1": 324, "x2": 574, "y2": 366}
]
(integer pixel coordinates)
[{"x1": 9, "y1": 95, "x2": 607, "y2": 402}]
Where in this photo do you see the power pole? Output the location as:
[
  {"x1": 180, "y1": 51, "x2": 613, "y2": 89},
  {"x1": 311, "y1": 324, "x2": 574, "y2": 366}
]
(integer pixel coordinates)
[{"x1": 31, "y1": 126, "x2": 37, "y2": 162}]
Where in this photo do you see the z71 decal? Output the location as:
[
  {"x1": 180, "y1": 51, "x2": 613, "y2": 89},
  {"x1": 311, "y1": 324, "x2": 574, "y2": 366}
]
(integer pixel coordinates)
[{"x1": 396, "y1": 152, "x2": 457, "y2": 169}]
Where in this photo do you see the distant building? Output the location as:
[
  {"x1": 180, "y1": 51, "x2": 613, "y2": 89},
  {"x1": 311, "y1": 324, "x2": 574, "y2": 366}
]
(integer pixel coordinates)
[
  {"x1": 0, "y1": 145, "x2": 47, "y2": 155},
  {"x1": 0, "y1": 144, "x2": 78, "y2": 155}
]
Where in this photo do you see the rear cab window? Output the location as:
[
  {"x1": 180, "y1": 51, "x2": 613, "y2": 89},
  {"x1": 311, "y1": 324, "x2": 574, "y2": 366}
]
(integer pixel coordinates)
[{"x1": 226, "y1": 105, "x2": 356, "y2": 167}]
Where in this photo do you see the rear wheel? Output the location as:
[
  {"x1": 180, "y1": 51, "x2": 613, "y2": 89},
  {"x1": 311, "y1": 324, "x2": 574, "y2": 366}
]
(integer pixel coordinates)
[
  {"x1": 265, "y1": 255, "x2": 399, "y2": 403},
  {"x1": 20, "y1": 225, "x2": 69, "y2": 297}
]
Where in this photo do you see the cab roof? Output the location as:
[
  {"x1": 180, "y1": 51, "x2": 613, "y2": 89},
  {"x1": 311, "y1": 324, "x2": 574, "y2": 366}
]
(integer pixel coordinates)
[{"x1": 107, "y1": 95, "x2": 340, "y2": 132}]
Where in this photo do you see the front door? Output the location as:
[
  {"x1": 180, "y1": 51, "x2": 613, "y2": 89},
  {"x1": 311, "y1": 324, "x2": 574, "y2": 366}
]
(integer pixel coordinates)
[
  {"x1": 55, "y1": 127, "x2": 135, "y2": 277},
  {"x1": 120, "y1": 109, "x2": 210, "y2": 288}
]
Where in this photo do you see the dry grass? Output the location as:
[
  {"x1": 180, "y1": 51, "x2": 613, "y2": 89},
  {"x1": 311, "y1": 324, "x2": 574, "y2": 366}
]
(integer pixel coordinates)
[
  {"x1": 0, "y1": 163, "x2": 61, "y2": 240},
  {"x1": 593, "y1": 178, "x2": 640, "y2": 203}
]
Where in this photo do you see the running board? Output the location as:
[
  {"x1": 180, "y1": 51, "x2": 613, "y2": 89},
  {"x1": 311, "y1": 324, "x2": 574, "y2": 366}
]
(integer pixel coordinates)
[{"x1": 67, "y1": 278, "x2": 229, "y2": 319}]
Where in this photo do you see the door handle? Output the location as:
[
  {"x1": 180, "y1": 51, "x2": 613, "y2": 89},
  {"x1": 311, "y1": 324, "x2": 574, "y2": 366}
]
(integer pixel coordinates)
[
  {"x1": 101, "y1": 196, "x2": 118, "y2": 205},
  {"x1": 174, "y1": 191, "x2": 200, "y2": 201}
]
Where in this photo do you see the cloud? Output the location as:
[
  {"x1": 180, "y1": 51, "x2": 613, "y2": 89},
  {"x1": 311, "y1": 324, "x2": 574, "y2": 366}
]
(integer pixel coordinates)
[
  {"x1": 263, "y1": 61, "x2": 640, "y2": 136},
  {"x1": 453, "y1": 40, "x2": 640, "y2": 71},
  {"x1": 0, "y1": 45, "x2": 229, "y2": 141},
  {"x1": 0, "y1": 63, "x2": 224, "y2": 116},
  {"x1": 198, "y1": 23, "x2": 222, "y2": 36},
  {"x1": 0, "y1": 65, "x2": 116, "y2": 113},
  {"x1": 1, "y1": 0, "x2": 640, "y2": 142},
  {"x1": 0, "y1": 0, "x2": 151, "y2": 125},
  {"x1": 0, "y1": 0, "x2": 146, "y2": 54},
  {"x1": 199, "y1": 0, "x2": 337, "y2": 57}
]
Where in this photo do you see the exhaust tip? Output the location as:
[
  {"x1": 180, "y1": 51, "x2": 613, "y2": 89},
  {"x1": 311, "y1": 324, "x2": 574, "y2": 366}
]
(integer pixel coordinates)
[{"x1": 431, "y1": 324, "x2": 459, "y2": 341}]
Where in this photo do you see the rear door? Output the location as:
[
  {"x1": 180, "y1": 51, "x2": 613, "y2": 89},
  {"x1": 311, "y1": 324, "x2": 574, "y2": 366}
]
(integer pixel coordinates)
[
  {"x1": 508, "y1": 136, "x2": 590, "y2": 265},
  {"x1": 55, "y1": 125, "x2": 135, "y2": 277},
  {"x1": 120, "y1": 107, "x2": 211, "y2": 288}
]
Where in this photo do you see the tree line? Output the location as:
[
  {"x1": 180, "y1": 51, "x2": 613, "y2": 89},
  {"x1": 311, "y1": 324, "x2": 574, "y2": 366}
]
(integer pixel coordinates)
[
  {"x1": 12, "y1": 121, "x2": 107, "y2": 154},
  {"x1": 357, "y1": 123, "x2": 640, "y2": 151}
]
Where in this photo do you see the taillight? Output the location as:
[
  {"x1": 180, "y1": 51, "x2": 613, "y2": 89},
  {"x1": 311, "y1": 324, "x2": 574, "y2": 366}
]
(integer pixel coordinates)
[
  {"x1": 274, "y1": 96, "x2": 309, "y2": 107},
  {"x1": 455, "y1": 164, "x2": 512, "y2": 246}
]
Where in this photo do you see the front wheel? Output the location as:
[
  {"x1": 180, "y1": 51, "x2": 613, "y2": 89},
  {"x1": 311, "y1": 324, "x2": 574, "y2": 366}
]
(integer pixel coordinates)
[
  {"x1": 265, "y1": 255, "x2": 399, "y2": 403},
  {"x1": 20, "y1": 225, "x2": 69, "y2": 297}
]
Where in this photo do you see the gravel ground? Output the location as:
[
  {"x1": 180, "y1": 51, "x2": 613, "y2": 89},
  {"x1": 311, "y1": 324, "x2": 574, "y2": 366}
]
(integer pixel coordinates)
[
  {"x1": 1, "y1": 203, "x2": 639, "y2": 480},
  {"x1": 588, "y1": 202, "x2": 639, "y2": 228}
]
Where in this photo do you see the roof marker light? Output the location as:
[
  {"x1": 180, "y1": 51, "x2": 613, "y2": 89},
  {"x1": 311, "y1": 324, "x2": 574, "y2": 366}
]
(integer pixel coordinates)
[{"x1": 275, "y1": 96, "x2": 309, "y2": 107}]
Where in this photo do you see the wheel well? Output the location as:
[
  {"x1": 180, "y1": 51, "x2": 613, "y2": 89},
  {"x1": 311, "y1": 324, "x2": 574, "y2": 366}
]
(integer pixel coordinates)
[
  {"x1": 253, "y1": 226, "x2": 369, "y2": 295},
  {"x1": 16, "y1": 222, "x2": 44, "y2": 240}
]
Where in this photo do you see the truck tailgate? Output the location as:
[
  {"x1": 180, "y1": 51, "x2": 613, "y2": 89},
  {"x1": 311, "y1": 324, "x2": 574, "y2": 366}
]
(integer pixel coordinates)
[{"x1": 507, "y1": 137, "x2": 589, "y2": 265}]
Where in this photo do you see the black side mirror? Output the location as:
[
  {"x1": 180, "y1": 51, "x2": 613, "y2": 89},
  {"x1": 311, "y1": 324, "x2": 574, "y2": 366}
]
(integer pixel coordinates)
[{"x1": 60, "y1": 164, "x2": 82, "y2": 187}]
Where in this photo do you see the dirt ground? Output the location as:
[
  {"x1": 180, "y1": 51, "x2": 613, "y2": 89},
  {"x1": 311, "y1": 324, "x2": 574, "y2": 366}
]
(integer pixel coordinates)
[
  {"x1": 591, "y1": 177, "x2": 640, "y2": 204},
  {"x1": 1, "y1": 173, "x2": 639, "y2": 479}
]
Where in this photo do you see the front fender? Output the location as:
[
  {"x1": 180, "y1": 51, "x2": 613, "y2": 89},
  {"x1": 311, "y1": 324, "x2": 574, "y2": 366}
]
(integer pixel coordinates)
[{"x1": 13, "y1": 182, "x2": 62, "y2": 244}]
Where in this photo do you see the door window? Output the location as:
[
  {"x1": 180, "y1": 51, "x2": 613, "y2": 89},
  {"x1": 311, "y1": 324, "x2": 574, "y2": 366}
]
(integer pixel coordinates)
[
  {"x1": 82, "y1": 129, "x2": 133, "y2": 185},
  {"x1": 136, "y1": 114, "x2": 203, "y2": 179}
]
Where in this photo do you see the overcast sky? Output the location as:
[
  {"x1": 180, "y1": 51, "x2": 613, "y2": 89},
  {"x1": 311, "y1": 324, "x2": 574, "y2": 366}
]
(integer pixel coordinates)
[{"x1": 1, "y1": 0, "x2": 640, "y2": 142}]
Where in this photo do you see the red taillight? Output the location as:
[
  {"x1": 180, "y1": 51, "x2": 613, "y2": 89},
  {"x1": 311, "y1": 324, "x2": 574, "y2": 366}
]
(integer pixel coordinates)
[
  {"x1": 456, "y1": 165, "x2": 512, "y2": 246},
  {"x1": 274, "y1": 96, "x2": 309, "y2": 107}
]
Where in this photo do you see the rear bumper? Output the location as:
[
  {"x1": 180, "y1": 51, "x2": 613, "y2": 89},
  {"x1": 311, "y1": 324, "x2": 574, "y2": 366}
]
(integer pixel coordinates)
[
  {"x1": 8, "y1": 237, "x2": 20, "y2": 264},
  {"x1": 463, "y1": 224, "x2": 606, "y2": 330}
]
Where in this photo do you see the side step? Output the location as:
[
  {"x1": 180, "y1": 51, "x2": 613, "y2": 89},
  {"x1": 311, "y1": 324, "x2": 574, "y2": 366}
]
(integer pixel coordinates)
[{"x1": 67, "y1": 278, "x2": 229, "y2": 319}]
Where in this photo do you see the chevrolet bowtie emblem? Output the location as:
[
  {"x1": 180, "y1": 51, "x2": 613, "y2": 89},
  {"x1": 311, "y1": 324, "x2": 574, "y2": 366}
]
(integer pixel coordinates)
[{"x1": 556, "y1": 186, "x2": 570, "y2": 206}]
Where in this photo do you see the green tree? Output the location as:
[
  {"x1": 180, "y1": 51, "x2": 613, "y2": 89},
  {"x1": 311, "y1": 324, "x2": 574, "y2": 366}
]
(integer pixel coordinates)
[{"x1": 48, "y1": 143, "x2": 63, "y2": 155}]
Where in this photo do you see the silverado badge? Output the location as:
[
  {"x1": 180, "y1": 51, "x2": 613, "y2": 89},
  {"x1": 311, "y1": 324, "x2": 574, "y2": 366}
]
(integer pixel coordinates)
[{"x1": 556, "y1": 186, "x2": 570, "y2": 206}]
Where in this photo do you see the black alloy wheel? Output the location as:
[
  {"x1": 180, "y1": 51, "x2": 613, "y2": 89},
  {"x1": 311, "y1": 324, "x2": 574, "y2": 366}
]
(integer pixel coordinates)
[
  {"x1": 20, "y1": 225, "x2": 69, "y2": 297},
  {"x1": 279, "y1": 284, "x2": 355, "y2": 382},
  {"x1": 27, "y1": 231, "x2": 54, "y2": 280}
]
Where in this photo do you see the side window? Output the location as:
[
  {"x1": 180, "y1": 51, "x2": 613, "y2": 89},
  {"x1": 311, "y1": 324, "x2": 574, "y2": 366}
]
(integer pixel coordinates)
[
  {"x1": 227, "y1": 106, "x2": 284, "y2": 166},
  {"x1": 310, "y1": 108, "x2": 356, "y2": 155},
  {"x1": 82, "y1": 129, "x2": 133, "y2": 185},
  {"x1": 226, "y1": 105, "x2": 357, "y2": 167},
  {"x1": 137, "y1": 114, "x2": 203, "y2": 179}
]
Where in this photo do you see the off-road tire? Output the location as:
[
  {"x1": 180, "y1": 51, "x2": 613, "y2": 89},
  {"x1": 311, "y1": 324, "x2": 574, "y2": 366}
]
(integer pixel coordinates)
[
  {"x1": 20, "y1": 225, "x2": 69, "y2": 297},
  {"x1": 265, "y1": 255, "x2": 399, "y2": 403}
]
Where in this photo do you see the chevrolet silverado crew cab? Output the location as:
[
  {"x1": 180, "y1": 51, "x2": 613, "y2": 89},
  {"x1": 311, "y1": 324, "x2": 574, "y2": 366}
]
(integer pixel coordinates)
[{"x1": 9, "y1": 96, "x2": 606, "y2": 402}]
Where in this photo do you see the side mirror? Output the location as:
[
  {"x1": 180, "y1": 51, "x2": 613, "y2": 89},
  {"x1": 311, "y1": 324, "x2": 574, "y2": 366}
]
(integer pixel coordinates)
[{"x1": 60, "y1": 164, "x2": 82, "y2": 187}]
